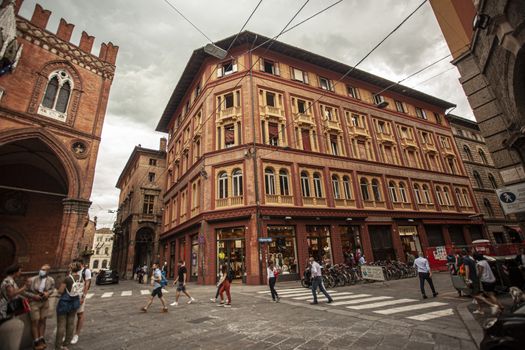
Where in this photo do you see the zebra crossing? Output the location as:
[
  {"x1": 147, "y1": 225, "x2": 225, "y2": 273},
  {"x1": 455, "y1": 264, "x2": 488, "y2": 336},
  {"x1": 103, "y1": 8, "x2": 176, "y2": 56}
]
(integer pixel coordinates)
[
  {"x1": 85, "y1": 289, "x2": 169, "y2": 299},
  {"x1": 256, "y1": 288, "x2": 455, "y2": 321}
]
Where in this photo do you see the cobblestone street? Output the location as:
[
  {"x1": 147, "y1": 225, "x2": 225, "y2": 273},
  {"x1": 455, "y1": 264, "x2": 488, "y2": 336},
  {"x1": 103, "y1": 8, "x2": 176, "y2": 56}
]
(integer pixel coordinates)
[{"x1": 40, "y1": 273, "x2": 483, "y2": 350}]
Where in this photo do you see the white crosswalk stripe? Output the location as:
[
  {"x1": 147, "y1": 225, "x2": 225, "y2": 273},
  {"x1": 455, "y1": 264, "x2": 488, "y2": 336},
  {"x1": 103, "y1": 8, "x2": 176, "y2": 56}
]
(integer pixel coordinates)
[
  {"x1": 407, "y1": 308, "x2": 454, "y2": 321},
  {"x1": 86, "y1": 293, "x2": 94, "y2": 299},
  {"x1": 290, "y1": 291, "x2": 337, "y2": 300},
  {"x1": 331, "y1": 296, "x2": 391, "y2": 306},
  {"x1": 101, "y1": 292, "x2": 113, "y2": 298},
  {"x1": 257, "y1": 288, "x2": 306, "y2": 294},
  {"x1": 374, "y1": 302, "x2": 447, "y2": 315},
  {"x1": 324, "y1": 294, "x2": 371, "y2": 305},
  {"x1": 347, "y1": 298, "x2": 416, "y2": 310},
  {"x1": 272, "y1": 290, "x2": 338, "y2": 298},
  {"x1": 121, "y1": 291, "x2": 132, "y2": 296},
  {"x1": 141, "y1": 290, "x2": 150, "y2": 295}
]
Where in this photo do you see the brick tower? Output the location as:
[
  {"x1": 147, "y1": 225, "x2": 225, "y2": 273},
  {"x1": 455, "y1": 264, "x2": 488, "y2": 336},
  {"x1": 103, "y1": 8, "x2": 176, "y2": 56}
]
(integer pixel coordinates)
[{"x1": 0, "y1": 1, "x2": 118, "y2": 275}]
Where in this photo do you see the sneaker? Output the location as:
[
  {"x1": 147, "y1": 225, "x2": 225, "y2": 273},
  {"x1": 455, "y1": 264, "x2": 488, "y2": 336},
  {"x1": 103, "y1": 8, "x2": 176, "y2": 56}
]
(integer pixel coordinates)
[
  {"x1": 327, "y1": 299, "x2": 333, "y2": 304},
  {"x1": 70, "y1": 335, "x2": 79, "y2": 345},
  {"x1": 422, "y1": 295, "x2": 428, "y2": 299},
  {"x1": 170, "y1": 301, "x2": 178, "y2": 306},
  {"x1": 187, "y1": 297, "x2": 195, "y2": 304},
  {"x1": 433, "y1": 292, "x2": 439, "y2": 297},
  {"x1": 210, "y1": 298, "x2": 216, "y2": 303},
  {"x1": 224, "y1": 304, "x2": 231, "y2": 308}
]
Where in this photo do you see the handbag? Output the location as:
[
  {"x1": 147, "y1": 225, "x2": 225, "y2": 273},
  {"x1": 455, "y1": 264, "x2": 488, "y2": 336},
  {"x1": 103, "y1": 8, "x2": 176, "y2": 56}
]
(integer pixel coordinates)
[
  {"x1": 56, "y1": 292, "x2": 80, "y2": 315},
  {"x1": 7, "y1": 297, "x2": 30, "y2": 316}
]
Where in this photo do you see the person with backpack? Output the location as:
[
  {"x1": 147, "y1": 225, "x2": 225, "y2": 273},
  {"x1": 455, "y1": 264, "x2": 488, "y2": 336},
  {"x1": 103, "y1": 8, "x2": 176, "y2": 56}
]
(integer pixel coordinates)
[
  {"x1": 55, "y1": 261, "x2": 83, "y2": 350},
  {"x1": 141, "y1": 263, "x2": 168, "y2": 313},
  {"x1": 267, "y1": 261, "x2": 280, "y2": 302},
  {"x1": 218, "y1": 264, "x2": 232, "y2": 307},
  {"x1": 71, "y1": 260, "x2": 91, "y2": 345},
  {"x1": 171, "y1": 260, "x2": 195, "y2": 306}
]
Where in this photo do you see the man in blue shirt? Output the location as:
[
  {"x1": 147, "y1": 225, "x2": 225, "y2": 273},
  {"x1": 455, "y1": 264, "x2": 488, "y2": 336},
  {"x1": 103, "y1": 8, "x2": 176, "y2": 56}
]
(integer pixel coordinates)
[
  {"x1": 413, "y1": 253, "x2": 438, "y2": 299},
  {"x1": 141, "y1": 263, "x2": 168, "y2": 313}
]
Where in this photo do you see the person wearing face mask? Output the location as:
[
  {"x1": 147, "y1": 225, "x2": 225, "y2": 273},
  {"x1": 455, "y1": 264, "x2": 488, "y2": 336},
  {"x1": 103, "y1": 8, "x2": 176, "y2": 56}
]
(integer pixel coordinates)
[{"x1": 26, "y1": 264, "x2": 55, "y2": 350}]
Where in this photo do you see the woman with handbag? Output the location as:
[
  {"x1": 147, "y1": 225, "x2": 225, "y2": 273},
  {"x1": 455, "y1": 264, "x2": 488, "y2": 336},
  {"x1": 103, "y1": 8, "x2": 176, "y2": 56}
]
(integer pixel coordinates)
[
  {"x1": 267, "y1": 261, "x2": 280, "y2": 302},
  {"x1": 55, "y1": 262, "x2": 83, "y2": 350},
  {"x1": 0, "y1": 264, "x2": 30, "y2": 350}
]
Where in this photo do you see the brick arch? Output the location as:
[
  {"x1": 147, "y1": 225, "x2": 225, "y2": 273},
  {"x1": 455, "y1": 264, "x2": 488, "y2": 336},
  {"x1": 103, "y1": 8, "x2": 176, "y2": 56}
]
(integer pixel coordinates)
[
  {"x1": 0, "y1": 226, "x2": 29, "y2": 269},
  {"x1": 0, "y1": 127, "x2": 82, "y2": 198},
  {"x1": 27, "y1": 60, "x2": 83, "y2": 126}
]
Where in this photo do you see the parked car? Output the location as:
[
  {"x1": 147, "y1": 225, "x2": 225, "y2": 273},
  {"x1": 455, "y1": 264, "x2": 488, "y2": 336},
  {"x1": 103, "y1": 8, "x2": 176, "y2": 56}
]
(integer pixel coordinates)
[
  {"x1": 95, "y1": 269, "x2": 119, "y2": 285},
  {"x1": 480, "y1": 302, "x2": 525, "y2": 350}
]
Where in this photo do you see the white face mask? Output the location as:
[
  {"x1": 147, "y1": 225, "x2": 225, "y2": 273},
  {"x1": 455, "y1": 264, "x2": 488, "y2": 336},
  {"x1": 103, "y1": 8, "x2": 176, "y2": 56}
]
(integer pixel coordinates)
[{"x1": 39, "y1": 270, "x2": 47, "y2": 278}]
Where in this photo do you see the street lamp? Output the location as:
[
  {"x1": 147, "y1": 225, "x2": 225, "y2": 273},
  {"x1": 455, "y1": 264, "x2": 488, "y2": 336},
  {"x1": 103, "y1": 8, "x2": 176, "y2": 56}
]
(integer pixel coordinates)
[{"x1": 204, "y1": 43, "x2": 227, "y2": 59}]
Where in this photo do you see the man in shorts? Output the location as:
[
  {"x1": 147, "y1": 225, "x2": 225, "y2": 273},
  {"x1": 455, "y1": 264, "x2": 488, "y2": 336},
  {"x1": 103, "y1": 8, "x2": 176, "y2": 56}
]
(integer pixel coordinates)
[
  {"x1": 71, "y1": 259, "x2": 91, "y2": 344},
  {"x1": 171, "y1": 260, "x2": 195, "y2": 306},
  {"x1": 26, "y1": 264, "x2": 55, "y2": 350},
  {"x1": 142, "y1": 263, "x2": 168, "y2": 312}
]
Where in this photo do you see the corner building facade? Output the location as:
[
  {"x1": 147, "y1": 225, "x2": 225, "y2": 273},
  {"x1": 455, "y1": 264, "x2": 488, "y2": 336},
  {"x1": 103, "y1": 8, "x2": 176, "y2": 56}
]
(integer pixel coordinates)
[{"x1": 157, "y1": 32, "x2": 484, "y2": 285}]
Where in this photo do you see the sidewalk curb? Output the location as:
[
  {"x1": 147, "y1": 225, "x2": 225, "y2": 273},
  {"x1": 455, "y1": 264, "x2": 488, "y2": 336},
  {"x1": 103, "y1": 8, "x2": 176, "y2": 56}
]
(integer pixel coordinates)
[{"x1": 456, "y1": 301, "x2": 483, "y2": 349}]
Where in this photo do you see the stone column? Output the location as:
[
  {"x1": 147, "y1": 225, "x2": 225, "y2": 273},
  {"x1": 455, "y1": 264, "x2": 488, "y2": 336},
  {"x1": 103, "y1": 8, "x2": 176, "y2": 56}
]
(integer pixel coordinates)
[{"x1": 56, "y1": 198, "x2": 91, "y2": 269}]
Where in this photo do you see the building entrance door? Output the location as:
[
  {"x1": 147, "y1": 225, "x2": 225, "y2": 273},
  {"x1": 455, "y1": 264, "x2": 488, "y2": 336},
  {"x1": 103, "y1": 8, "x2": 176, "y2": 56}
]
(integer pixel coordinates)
[
  {"x1": 368, "y1": 225, "x2": 396, "y2": 261},
  {"x1": 216, "y1": 227, "x2": 246, "y2": 283},
  {"x1": 134, "y1": 228, "x2": 153, "y2": 277}
]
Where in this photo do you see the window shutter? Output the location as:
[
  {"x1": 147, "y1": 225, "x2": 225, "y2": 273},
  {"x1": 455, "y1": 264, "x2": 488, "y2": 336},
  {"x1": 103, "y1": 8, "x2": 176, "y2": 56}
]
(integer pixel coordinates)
[
  {"x1": 274, "y1": 63, "x2": 280, "y2": 76},
  {"x1": 216, "y1": 66, "x2": 223, "y2": 78},
  {"x1": 259, "y1": 59, "x2": 264, "y2": 71},
  {"x1": 232, "y1": 63, "x2": 238, "y2": 72},
  {"x1": 303, "y1": 72, "x2": 309, "y2": 84}
]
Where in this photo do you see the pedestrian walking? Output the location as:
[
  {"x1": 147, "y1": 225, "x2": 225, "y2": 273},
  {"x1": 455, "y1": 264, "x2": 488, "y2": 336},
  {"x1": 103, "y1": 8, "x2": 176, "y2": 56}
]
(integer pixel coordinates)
[
  {"x1": 210, "y1": 264, "x2": 224, "y2": 303},
  {"x1": 55, "y1": 261, "x2": 83, "y2": 350},
  {"x1": 25, "y1": 264, "x2": 55, "y2": 350},
  {"x1": 413, "y1": 253, "x2": 438, "y2": 299},
  {"x1": 218, "y1": 264, "x2": 232, "y2": 307},
  {"x1": 141, "y1": 263, "x2": 168, "y2": 313},
  {"x1": 267, "y1": 261, "x2": 280, "y2": 302},
  {"x1": 474, "y1": 253, "x2": 504, "y2": 312},
  {"x1": 71, "y1": 260, "x2": 91, "y2": 345},
  {"x1": 358, "y1": 255, "x2": 366, "y2": 266},
  {"x1": 171, "y1": 260, "x2": 195, "y2": 306},
  {"x1": 309, "y1": 257, "x2": 333, "y2": 305},
  {"x1": 461, "y1": 250, "x2": 499, "y2": 314}
]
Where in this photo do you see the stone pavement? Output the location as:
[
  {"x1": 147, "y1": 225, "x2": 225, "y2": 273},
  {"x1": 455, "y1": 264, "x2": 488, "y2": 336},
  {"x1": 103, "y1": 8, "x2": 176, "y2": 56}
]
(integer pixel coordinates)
[{"x1": 39, "y1": 272, "x2": 482, "y2": 350}]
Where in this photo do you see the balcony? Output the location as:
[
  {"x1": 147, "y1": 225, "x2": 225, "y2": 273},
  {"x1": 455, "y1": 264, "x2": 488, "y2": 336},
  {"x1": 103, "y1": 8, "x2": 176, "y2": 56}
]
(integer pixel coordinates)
[
  {"x1": 417, "y1": 203, "x2": 436, "y2": 211},
  {"x1": 218, "y1": 106, "x2": 241, "y2": 121},
  {"x1": 421, "y1": 142, "x2": 437, "y2": 153},
  {"x1": 362, "y1": 200, "x2": 387, "y2": 209},
  {"x1": 441, "y1": 147, "x2": 455, "y2": 156},
  {"x1": 294, "y1": 113, "x2": 315, "y2": 126},
  {"x1": 324, "y1": 119, "x2": 341, "y2": 131},
  {"x1": 334, "y1": 198, "x2": 356, "y2": 208},
  {"x1": 440, "y1": 204, "x2": 456, "y2": 212},
  {"x1": 375, "y1": 132, "x2": 395, "y2": 144},
  {"x1": 399, "y1": 137, "x2": 418, "y2": 149},
  {"x1": 216, "y1": 196, "x2": 244, "y2": 208},
  {"x1": 348, "y1": 125, "x2": 370, "y2": 139},
  {"x1": 265, "y1": 194, "x2": 294, "y2": 205},
  {"x1": 302, "y1": 197, "x2": 327, "y2": 206},
  {"x1": 260, "y1": 105, "x2": 285, "y2": 119},
  {"x1": 393, "y1": 202, "x2": 413, "y2": 210},
  {"x1": 139, "y1": 213, "x2": 158, "y2": 223}
]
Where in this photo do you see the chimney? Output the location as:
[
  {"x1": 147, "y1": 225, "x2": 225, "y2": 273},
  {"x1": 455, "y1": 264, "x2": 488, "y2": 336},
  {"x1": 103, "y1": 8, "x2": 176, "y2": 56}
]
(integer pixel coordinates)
[
  {"x1": 104, "y1": 42, "x2": 119, "y2": 65},
  {"x1": 159, "y1": 137, "x2": 167, "y2": 152},
  {"x1": 30, "y1": 4, "x2": 51, "y2": 30},
  {"x1": 56, "y1": 18, "x2": 74, "y2": 42},
  {"x1": 79, "y1": 31, "x2": 95, "y2": 54}
]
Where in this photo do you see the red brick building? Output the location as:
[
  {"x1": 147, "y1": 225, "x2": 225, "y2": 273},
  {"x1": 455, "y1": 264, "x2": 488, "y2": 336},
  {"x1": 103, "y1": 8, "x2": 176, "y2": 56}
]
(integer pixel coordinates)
[
  {"x1": 0, "y1": 1, "x2": 118, "y2": 275},
  {"x1": 157, "y1": 31, "x2": 485, "y2": 285}
]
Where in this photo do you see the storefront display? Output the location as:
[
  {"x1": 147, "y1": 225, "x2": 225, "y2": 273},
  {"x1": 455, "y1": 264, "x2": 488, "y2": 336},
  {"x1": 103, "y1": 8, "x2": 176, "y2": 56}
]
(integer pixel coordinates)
[
  {"x1": 216, "y1": 227, "x2": 245, "y2": 281},
  {"x1": 267, "y1": 226, "x2": 298, "y2": 275},
  {"x1": 398, "y1": 225, "x2": 422, "y2": 259},
  {"x1": 191, "y1": 235, "x2": 199, "y2": 278},
  {"x1": 306, "y1": 225, "x2": 332, "y2": 263},
  {"x1": 340, "y1": 225, "x2": 362, "y2": 265},
  {"x1": 369, "y1": 225, "x2": 396, "y2": 261}
]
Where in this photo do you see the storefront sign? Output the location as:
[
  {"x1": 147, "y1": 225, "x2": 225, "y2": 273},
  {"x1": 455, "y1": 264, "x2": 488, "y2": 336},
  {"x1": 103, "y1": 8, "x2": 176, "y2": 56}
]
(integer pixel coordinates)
[
  {"x1": 258, "y1": 237, "x2": 273, "y2": 243},
  {"x1": 433, "y1": 246, "x2": 447, "y2": 261},
  {"x1": 496, "y1": 182, "x2": 525, "y2": 214},
  {"x1": 398, "y1": 226, "x2": 417, "y2": 236},
  {"x1": 360, "y1": 265, "x2": 385, "y2": 281}
]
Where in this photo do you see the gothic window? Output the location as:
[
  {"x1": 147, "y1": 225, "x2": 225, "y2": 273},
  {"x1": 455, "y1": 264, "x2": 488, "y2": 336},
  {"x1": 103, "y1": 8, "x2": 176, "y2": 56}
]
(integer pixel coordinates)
[
  {"x1": 301, "y1": 171, "x2": 311, "y2": 197},
  {"x1": 313, "y1": 173, "x2": 323, "y2": 198},
  {"x1": 435, "y1": 186, "x2": 444, "y2": 206},
  {"x1": 488, "y1": 173, "x2": 498, "y2": 189},
  {"x1": 399, "y1": 182, "x2": 408, "y2": 203},
  {"x1": 218, "y1": 172, "x2": 228, "y2": 199},
  {"x1": 478, "y1": 149, "x2": 488, "y2": 165},
  {"x1": 388, "y1": 181, "x2": 398, "y2": 203},
  {"x1": 232, "y1": 169, "x2": 243, "y2": 197},
  {"x1": 455, "y1": 188, "x2": 464, "y2": 206},
  {"x1": 473, "y1": 171, "x2": 484, "y2": 188},
  {"x1": 265, "y1": 168, "x2": 276, "y2": 195},
  {"x1": 279, "y1": 169, "x2": 290, "y2": 196},
  {"x1": 462, "y1": 189, "x2": 471, "y2": 207},
  {"x1": 372, "y1": 179, "x2": 382, "y2": 201},
  {"x1": 40, "y1": 70, "x2": 73, "y2": 115},
  {"x1": 422, "y1": 185, "x2": 432, "y2": 204},
  {"x1": 343, "y1": 176, "x2": 352, "y2": 200},
  {"x1": 360, "y1": 178, "x2": 370, "y2": 201},
  {"x1": 414, "y1": 184, "x2": 422, "y2": 204},
  {"x1": 484, "y1": 198, "x2": 494, "y2": 217},
  {"x1": 443, "y1": 187, "x2": 452, "y2": 206},
  {"x1": 332, "y1": 175, "x2": 341, "y2": 199},
  {"x1": 463, "y1": 145, "x2": 473, "y2": 161}
]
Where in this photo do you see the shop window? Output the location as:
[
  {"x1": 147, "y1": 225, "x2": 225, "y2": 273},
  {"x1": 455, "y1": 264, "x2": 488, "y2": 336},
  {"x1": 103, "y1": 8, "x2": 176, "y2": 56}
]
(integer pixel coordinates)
[
  {"x1": 313, "y1": 173, "x2": 323, "y2": 198},
  {"x1": 191, "y1": 236, "x2": 199, "y2": 277},
  {"x1": 372, "y1": 179, "x2": 382, "y2": 201},
  {"x1": 218, "y1": 172, "x2": 228, "y2": 199},
  {"x1": 398, "y1": 226, "x2": 423, "y2": 258},
  {"x1": 279, "y1": 169, "x2": 290, "y2": 196},
  {"x1": 267, "y1": 226, "x2": 298, "y2": 274},
  {"x1": 306, "y1": 225, "x2": 332, "y2": 262},
  {"x1": 426, "y1": 225, "x2": 445, "y2": 246},
  {"x1": 449, "y1": 226, "x2": 466, "y2": 246},
  {"x1": 342, "y1": 176, "x2": 352, "y2": 199},
  {"x1": 332, "y1": 175, "x2": 341, "y2": 199},
  {"x1": 216, "y1": 227, "x2": 245, "y2": 280},
  {"x1": 264, "y1": 168, "x2": 276, "y2": 195},
  {"x1": 232, "y1": 169, "x2": 243, "y2": 197},
  {"x1": 341, "y1": 226, "x2": 361, "y2": 265},
  {"x1": 300, "y1": 171, "x2": 311, "y2": 197},
  {"x1": 488, "y1": 173, "x2": 498, "y2": 189},
  {"x1": 360, "y1": 178, "x2": 370, "y2": 201}
]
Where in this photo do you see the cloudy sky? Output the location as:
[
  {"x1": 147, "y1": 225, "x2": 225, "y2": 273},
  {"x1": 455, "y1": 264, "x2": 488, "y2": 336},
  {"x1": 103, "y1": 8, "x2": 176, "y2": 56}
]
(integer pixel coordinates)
[{"x1": 19, "y1": 0, "x2": 474, "y2": 228}]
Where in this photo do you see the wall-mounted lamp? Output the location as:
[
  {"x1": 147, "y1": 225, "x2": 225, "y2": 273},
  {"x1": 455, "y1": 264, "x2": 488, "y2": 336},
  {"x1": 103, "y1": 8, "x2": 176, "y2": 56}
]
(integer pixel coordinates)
[
  {"x1": 407, "y1": 219, "x2": 414, "y2": 222},
  {"x1": 346, "y1": 217, "x2": 353, "y2": 221},
  {"x1": 285, "y1": 216, "x2": 292, "y2": 220}
]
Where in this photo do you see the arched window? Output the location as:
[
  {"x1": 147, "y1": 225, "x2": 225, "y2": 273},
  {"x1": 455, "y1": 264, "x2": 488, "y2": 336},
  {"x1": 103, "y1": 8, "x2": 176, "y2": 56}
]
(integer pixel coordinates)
[
  {"x1": 488, "y1": 173, "x2": 497, "y2": 189},
  {"x1": 313, "y1": 173, "x2": 323, "y2": 198},
  {"x1": 300, "y1": 171, "x2": 311, "y2": 197},
  {"x1": 414, "y1": 184, "x2": 422, "y2": 204},
  {"x1": 102, "y1": 260, "x2": 108, "y2": 269},
  {"x1": 342, "y1": 176, "x2": 352, "y2": 200},
  {"x1": 41, "y1": 70, "x2": 73, "y2": 114},
  {"x1": 372, "y1": 179, "x2": 382, "y2": 201},
  {"x1": 422, "y1": 185, "x2": 432, "y2": 204},
  {"x1": 279, "y1": 169, "x2": 290, "y2": 196},
  {"x1": 435, "y1": 186, "x2": 444, "y2": 206},
  {"x1": 332, "y1": 175, "x2": 341, "y2": 199},
  {"x1": 232, "y1": 169, "x2": 243, "y2": 196},
  {"x1": 484, "y1": 198, "x2": 494, "y2": 217},
  {"x1": 447, "y1": 157, "x2": 456, "y2": 174},
  {"x1": 93, "y1": 260, "x2": 99, "y2": 269},
  {"x1": 473, "y1": 170, "x2": 484, "y2": 188},
  {"x1": 264, "y1": 168, "x2": 276, "y2": 195},
  {"x1": 360, "y1": 178, "x2": 370, "y2": 201},
  {"x1": 399, "y1": 182, "x2": 408, "y2": 203},
  {"x1": 455, "y1": 188, "x2": 464, "y2": 206},
  {"x1": 462, "y1": 189, "x2": 471, "y2": 207},
  {"x1": 104, "y1": 247, "x2": 109, "y2": 255},
  {"x1": 443, "y1": 187, "x2": 452, "y2": 206},
  {"x1": 463, "y1": 145, "x2": 473, "y2": 161},
  {"x1": 479, "y1": 149, "x2": 488, "y2": 165},
  {"x1": 388, "y1": 181, "x2": 398, "y2": 203},
  {"x1": 218, "y1": 172, "x2": 228, "y2": 199}
]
